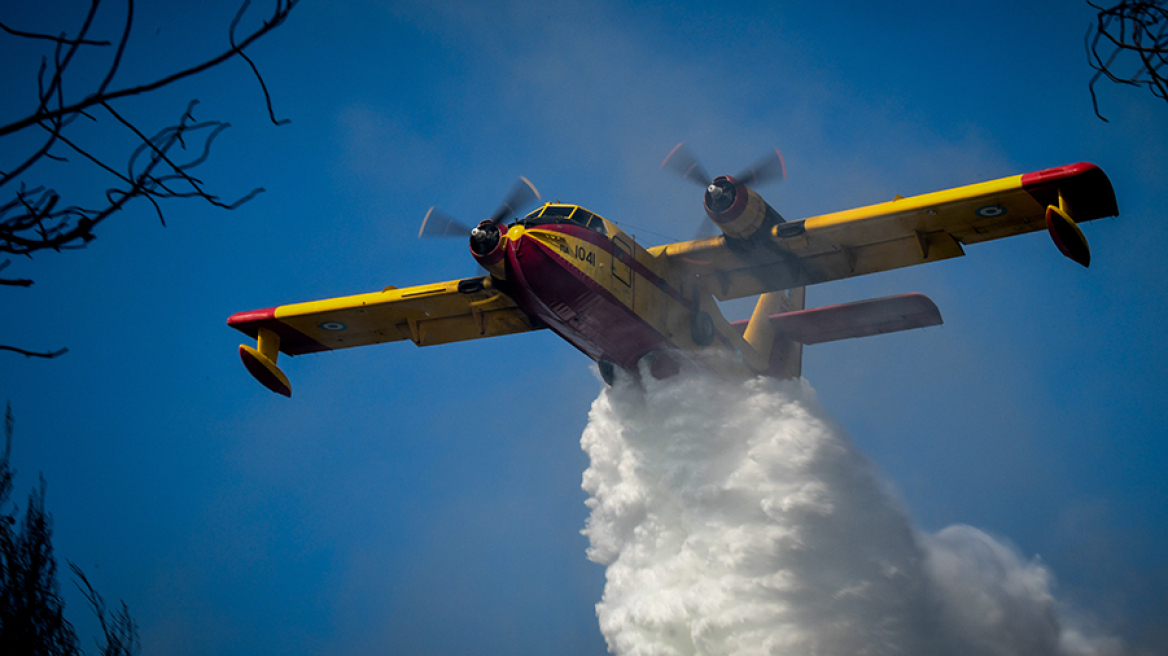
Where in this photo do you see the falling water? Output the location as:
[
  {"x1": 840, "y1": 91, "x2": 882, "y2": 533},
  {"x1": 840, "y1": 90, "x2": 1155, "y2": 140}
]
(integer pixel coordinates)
[{"x1": 580, "y1": 369, "x2": 1123, "y2": 656}]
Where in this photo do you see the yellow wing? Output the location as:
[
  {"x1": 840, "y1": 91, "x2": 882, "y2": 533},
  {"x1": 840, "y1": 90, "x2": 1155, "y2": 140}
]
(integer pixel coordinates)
[
  {"x1": 228, "y1": 276, "x2": 540, "y2": 356},
  {"x1": 653, "y1": 163, "x2": 1118, "y2": 300},
  {"x1": 228, "y1": 276, "x2": 541, "y2": 396}
]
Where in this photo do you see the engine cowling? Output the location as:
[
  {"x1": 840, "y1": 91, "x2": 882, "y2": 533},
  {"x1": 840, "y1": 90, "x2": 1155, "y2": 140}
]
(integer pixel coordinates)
[
  {"x1": 704, "y1": 175, "x2": 785, "y2": 241},
  {"x1": 470, "y1": 219, "x2": 508, "y2": 279}
]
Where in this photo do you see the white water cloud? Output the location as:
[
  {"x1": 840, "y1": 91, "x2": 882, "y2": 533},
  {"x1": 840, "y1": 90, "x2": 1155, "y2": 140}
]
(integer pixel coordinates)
[{"x1": 580, "y1": 369, "x2": 1124, "y2": 656}]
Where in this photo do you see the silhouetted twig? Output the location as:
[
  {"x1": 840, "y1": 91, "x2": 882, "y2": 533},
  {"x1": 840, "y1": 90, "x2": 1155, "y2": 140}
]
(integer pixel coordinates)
[
  {"x1": 0, "y1": 345, "x2": 69, "y2": 359},
  {"x1": 70, "y1": 563, "x2": 139, "y2": 656},
  {"x1": 1087, "y1": 0, "x2": 1168, "y2": 121},
  {"x1": 1, "y1": 0, "x2": 298, "y2": 358}
]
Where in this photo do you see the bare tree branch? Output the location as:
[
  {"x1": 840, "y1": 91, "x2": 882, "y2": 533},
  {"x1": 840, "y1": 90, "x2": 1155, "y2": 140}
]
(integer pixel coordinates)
[
  {"x1": 0, "y1": 259, "x2": 33, "y2": 287},
  {"x1": 0, "y1": 22, "x2": 110, "y2": 47},
  {"x1": 0, "y1": 345, "x2": 69, "y2": 359},
  {"x1": 0, "y1": 0, "x2": 296, "y2": 139},
  {"x1": 1, "y1": 0, "x2": 298, "y2": 358},
  {"x1": 1087, "y1": 0, "x2": 1168, "y2": 121}
]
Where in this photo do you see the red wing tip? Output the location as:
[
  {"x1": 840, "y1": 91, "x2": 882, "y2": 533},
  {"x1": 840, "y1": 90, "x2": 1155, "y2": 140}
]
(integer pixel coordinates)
[
  {"x1": 1020, "y1": 162, "x2": 1101, "y2": 188},
  {"x1": 1021, "y1": 162, "x2": 1117, "y2": 222},
  {"x1": 227, "y1": 307, "x2": 277, "y2": 326}
]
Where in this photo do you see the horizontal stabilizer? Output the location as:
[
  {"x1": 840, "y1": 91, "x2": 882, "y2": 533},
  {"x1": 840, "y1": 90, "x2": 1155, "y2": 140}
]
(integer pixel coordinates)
[{"x1": 757, "y1": 293, "x2": 942, "y2": 344}]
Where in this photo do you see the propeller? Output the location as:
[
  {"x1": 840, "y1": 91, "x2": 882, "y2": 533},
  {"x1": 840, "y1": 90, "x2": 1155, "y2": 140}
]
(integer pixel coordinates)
[
  {"x1": 660, "y1": 142, "x2": 711, "y2": 188},
  {"x1": 418, "y1": 207, "x2": 471, "y2": 238},
  {"x1": 734, "y1": 148, "x2": 786, "y2": 188},
  {"x1": 662, "y1": 142, "x2": 786, "y2": 238},
  {"x1": 419, "y1": 177, "x2": 541, "y2": 239},
  {"x1": 661, "y1": 142, "x2": 786, "y2": 190},
  {"x1": 487, "y1": 176, "x2": 541, "y2": 225}
]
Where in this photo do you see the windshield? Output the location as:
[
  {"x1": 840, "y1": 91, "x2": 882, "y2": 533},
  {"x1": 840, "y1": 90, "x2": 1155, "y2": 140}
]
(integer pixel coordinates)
[{"x1": 516, "y1": 205, "x2": 608, "y2": 235}]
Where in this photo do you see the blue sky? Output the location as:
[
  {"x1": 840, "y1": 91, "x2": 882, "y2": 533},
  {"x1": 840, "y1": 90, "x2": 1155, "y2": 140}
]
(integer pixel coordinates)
[{"x1": 2, "y1": 0, "x2": 1165, "y2": 653}]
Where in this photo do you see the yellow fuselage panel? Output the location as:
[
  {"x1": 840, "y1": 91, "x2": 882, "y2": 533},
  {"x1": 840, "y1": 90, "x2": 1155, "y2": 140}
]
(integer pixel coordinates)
[{"x1": 519, "y1": 222, "x2": 705, "y2": 353}]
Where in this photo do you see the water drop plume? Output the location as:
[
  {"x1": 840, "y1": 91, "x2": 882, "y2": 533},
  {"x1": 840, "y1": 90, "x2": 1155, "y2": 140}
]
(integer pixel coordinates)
[{"x1": 579, "y1": 369, "x2": 1124, "y2": 656}]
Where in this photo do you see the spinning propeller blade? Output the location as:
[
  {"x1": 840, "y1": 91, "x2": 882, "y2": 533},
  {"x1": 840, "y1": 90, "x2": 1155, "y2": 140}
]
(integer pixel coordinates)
[
  {"x1": 488, "y1": 177, "x2": 541, "y2": 225},
  {"x1": 733, "y1": 148, "x2": 786, "y2": 187},
  {"x1": 661, "y1": 142, "x2": 712, "y2": 188},
  {"x1": 662, "y1": 142, "x2": 786, "y2": 189},
  {"x1": 419, "y1": 177, "x2": 542, "y2": 239},
  {"x1": 419, "y1": 207, "x2": 472, "y2": 238},
  {"x1": 694, "y1": 217, "x2": 720, "y2": 240},
  {"x1": 663, "y1": 143, "x2": 788, "y2": 239}
]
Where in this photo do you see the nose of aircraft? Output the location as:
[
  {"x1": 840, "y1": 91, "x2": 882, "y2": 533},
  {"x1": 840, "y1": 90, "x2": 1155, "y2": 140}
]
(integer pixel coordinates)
[{"x1": 470, "y1": 219, "x2": 502, "y2": 255}]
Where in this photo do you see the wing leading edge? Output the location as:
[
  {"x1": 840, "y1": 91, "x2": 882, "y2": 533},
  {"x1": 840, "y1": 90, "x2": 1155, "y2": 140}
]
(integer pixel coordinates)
[
  {"x1": 655, "y1": 162, "x2": 1118, "y2": 300},
  {"x1": 227, "y1": 276, "x2": 540, "y2": 396}
]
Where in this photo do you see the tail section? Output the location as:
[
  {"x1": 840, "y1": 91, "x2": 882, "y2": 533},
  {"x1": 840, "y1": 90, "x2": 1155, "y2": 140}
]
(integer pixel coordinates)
[
  {"x1": 768, "y1": 293, "x2": 941, "y2": 345},
  {"x1": 736, "y1": 291, "x2": 942, "y2": 379},
  {"x1": 743, "y1": 287, "x2": 806, "y2": 378}
]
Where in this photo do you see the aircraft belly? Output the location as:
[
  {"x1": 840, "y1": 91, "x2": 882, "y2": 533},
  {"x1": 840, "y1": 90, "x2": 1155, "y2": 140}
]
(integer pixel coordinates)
[{"x1": 507, "y1": 233, "x2": 671, "y2": 369}]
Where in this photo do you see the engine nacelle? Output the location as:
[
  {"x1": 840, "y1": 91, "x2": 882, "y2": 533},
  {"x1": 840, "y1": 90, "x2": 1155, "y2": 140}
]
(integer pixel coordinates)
[
  {"x1": 704, "y1": 175, "x2": 785, "y2": 241},
  {"x1": 470, "y1": 219, "x2": 508, "y2": 279}
]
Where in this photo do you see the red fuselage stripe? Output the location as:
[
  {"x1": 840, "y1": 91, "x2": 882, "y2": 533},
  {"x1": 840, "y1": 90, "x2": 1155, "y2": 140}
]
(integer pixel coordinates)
[
  {"x1": 549, "y1": 224, "x2": 694, "y2": 310},
  {"x1": 506, "y1": 227, "x2": 677, "y2": 368}
]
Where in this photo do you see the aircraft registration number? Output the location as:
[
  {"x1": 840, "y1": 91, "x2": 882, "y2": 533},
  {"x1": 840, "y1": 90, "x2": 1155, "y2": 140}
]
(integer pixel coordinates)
[{"x1": 573, "y1": 245, "x2": 596, "y2": 266}]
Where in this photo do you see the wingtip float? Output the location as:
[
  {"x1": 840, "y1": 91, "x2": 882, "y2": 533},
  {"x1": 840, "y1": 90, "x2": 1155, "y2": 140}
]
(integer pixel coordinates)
[
  {"x1": 229, "y1": 154, "x2": 1118, "y2": 396},
  {"x1": 229, "y1": 317, "x2": 292, "y2": 397},
  {"x1": 1021, "y1": 162, "x2": 1116, "y2": 268}
]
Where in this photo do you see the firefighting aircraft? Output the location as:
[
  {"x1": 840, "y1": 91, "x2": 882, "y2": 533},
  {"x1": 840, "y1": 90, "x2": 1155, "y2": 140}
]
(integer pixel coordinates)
[{"x1": 228, "y1": 144, "x2": 1117, "y2": 396}]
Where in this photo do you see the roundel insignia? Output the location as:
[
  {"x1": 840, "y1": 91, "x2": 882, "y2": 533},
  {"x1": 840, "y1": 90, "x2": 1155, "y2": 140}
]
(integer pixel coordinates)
[
  {"x1": 976, "y1": 205, "x2": 1006, "y2": 218},
  {"x1": 319, "y1": 321, "x2": 348, "y2": 332}
]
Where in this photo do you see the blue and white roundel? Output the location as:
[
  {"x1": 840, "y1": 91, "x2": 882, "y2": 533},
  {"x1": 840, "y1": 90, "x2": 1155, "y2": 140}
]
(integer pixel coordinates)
[
  {"x1": 319, "y1": 321, "x2": 347, "y2": 332},
  {"x1": 976, "y1": 205, "x2": 1006, "y2": 218}
]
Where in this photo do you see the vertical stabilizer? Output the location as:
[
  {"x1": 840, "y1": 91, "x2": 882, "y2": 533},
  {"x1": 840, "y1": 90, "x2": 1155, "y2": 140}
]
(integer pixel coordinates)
[{"x1": 744, "y1": 287, "x2": 805, "y2": 378}]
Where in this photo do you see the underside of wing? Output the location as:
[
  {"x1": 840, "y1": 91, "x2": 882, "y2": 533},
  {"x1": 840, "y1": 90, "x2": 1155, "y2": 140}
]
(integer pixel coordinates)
[
  {"x1": 655, "y1": 163, "x2": 1118, "y2": 300},
  {"x1": 228, "y1": 276, "x2": 540, "y2": 356}
]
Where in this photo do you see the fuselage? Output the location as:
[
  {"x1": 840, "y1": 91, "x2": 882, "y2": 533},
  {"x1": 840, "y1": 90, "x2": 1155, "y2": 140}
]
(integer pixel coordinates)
[{"x1": 478, "y1": 204, "x2": 731, "y2": 376}]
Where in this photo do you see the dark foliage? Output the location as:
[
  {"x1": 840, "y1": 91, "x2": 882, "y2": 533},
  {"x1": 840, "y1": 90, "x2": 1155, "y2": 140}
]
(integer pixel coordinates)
[{"x1": 1, "y1": 403, "x2": 139, "y2": 655}]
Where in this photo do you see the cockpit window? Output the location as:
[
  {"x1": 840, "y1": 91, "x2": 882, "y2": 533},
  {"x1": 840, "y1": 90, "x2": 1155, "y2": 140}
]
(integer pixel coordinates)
[
  {"x1": 516, "y1": 205, "x2": 607, "y2": 235},
  {"x1": 539, "y1": 205, "x2": 575, "y2": 221},
  {"x1": 586, "y1": 214, "x2": 608, "y2": 235}
]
